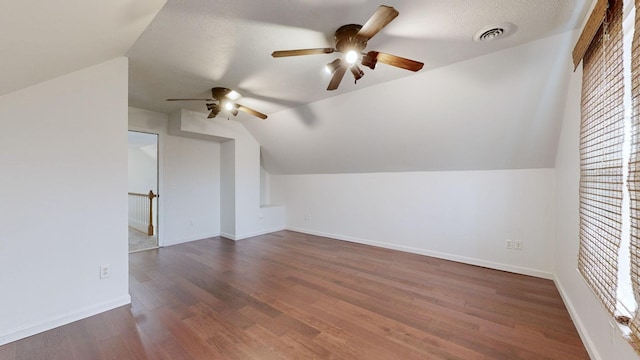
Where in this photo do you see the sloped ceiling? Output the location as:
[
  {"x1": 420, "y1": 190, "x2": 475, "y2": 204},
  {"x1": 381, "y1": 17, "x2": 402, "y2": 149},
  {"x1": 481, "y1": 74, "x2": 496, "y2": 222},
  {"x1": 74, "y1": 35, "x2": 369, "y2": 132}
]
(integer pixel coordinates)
[
  {"x1": 128, "y1": 0, "x2": 588, "y2": 115},
  {"x1": 2, "y1": 0, "x2": 592, "y2": 174},
  {"x1": 0, "y1": 0, "x2": 166, "y2": 96},
  {"x1": 126, "y1": 0, "x2": 590, "y2": 174},
  {"x1": 245, "y1": 32, "x2": 576, "y2": 174}
]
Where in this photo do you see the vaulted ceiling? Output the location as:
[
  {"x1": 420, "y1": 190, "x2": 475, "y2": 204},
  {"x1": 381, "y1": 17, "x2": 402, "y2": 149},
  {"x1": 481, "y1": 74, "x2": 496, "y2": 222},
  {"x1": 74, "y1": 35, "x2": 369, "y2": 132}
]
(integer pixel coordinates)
[
  {"x1": 3, "y1": 0, "x2": 592, "y2": 174},
  {"x1": 0, "y1": 0, "x2": 165, "y2": 96}
]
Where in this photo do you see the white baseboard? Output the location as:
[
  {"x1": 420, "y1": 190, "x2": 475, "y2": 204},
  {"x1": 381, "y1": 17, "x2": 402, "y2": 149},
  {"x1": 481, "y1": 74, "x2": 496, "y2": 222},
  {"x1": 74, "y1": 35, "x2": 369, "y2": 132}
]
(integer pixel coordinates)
[
  {"x1": 286, "y1": 227, "x2": 553, "y2": 280},
  {"x1": 553, "y1": 276, "x2": 601, "y2": 360},
  {"x1": 0, "y1": 295, "x2": 131, "y2": 346},
  {"x1": 162, "y1": 229, "x2": 286, "y2": 245},
  {"x1": 162, "y1": 233, "x2": 220, "y2": 247},
  {"x1": 220, "y1": 232, "x2": 236, "y2": 240},
  {"x1": 230, "y1": 226, "x2": 285, "y2": 240}
]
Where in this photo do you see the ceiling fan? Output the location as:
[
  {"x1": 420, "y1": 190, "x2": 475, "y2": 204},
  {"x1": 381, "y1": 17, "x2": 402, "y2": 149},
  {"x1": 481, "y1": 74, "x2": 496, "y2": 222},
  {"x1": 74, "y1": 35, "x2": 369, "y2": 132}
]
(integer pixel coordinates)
[
  {"x1": 271, "y1": 5, "x2": 423, "y2": 91},
  {"x1": 167, "y1": 87, "x2": 268, "y2": 120}
]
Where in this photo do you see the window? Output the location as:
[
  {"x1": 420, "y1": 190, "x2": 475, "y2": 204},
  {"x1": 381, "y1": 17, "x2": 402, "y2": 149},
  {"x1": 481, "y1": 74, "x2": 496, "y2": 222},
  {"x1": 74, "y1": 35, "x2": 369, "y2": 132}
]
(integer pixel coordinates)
[
  {"x1": 579, "y1": 0, "x2": 625, "y2": 318},
  {"x1": 629, "y1": 0, "x2": 640, "y2": 349},
  {"x1": 577, "y1": 0, "x2": 640, "y2": 351}
]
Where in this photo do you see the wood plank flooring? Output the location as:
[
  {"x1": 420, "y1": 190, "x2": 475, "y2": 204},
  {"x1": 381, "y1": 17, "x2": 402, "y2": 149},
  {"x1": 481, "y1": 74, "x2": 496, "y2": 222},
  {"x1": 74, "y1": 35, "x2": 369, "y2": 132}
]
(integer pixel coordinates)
[{"x1": 1, "y1": 231, "x2": 589, "y2": 359}]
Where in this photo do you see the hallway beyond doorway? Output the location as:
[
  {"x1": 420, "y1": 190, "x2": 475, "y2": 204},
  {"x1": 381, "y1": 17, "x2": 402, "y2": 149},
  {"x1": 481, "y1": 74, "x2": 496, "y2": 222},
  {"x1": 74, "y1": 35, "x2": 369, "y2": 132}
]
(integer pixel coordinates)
[{"x1": 128, "y1": 227, "x2": 157, "y2": 253}]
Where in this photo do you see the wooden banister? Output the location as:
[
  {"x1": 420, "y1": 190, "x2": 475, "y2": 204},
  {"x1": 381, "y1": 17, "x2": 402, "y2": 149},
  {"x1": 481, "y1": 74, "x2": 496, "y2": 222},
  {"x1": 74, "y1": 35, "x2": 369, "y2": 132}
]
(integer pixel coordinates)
[
  {"x1": 128, "y1": 190, "x2": 158, "y2": 236},
  {"x1": 147, "y1": 190, "x2": 157, "y2": 236}
]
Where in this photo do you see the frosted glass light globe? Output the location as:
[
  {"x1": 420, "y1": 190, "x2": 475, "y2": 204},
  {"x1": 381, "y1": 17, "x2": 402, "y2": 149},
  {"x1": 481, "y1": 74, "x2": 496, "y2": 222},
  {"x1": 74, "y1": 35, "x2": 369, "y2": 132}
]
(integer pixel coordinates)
[{"x1": 345, "y1": 50, "x2": 358, "y2": 64}]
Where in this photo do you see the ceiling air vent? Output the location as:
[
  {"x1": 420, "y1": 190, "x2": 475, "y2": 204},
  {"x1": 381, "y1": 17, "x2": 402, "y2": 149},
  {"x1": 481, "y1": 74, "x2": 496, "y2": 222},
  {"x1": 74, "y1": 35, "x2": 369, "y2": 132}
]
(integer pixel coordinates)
[{"x1": 473, "y1": 23, "x2": 515, "y2": 42}]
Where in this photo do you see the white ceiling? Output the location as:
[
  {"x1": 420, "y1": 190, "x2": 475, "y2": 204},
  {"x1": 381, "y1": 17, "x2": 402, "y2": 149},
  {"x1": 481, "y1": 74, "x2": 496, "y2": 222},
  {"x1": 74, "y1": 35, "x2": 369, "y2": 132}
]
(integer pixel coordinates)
[
  {"x1": 126, "y1": 0, "x2": 591, "y2": 174},
  {"x1": 243, "y1": 30, "x2": 579, "y2": 174},
  {"x1": 3, "y1": 0, "x2": 592, "y2": 174},
  {"x1": 127, "y1": 0, "x2": 589, "y2": 116},
  {"x1": 0, "y1": 0, "x2": 165, "y2": 96}
]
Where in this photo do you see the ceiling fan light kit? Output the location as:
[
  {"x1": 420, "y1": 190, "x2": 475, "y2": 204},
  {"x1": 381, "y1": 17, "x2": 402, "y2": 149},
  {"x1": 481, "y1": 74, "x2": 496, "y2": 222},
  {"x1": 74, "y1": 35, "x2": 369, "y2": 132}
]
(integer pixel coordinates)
[
  {"x1": 350, "y1": 65, "x2": 365, "y2": 81},
  {"x1": 167, "y1": 87, "x2": 267, "y2": 120},
  {"x1": 165, "y1": 5, "x2": 425, "y2": 120},
  {"x1": 271, "y1": 5, "x2": 424, "y2": 91},
  {"x1": 325, "y1": 58, "x2": 342, "y2": 74},
  {"x1": 345, "y1": 50, "x2": 359, "y2": 64}
]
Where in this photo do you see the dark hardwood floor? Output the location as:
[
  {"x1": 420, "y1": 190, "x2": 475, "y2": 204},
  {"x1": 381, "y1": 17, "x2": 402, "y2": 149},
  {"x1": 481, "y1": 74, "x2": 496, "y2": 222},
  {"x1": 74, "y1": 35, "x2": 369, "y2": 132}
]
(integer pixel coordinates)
[{"x1": 0, "y1": 230, "x2": 589, "y2": 359}]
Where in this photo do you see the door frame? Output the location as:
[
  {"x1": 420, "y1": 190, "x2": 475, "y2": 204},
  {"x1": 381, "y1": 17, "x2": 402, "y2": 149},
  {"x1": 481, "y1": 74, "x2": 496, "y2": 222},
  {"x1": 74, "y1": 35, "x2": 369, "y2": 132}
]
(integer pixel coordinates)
[{"x1": 128, "y1": 128, "x2": 163, "y2": 248}]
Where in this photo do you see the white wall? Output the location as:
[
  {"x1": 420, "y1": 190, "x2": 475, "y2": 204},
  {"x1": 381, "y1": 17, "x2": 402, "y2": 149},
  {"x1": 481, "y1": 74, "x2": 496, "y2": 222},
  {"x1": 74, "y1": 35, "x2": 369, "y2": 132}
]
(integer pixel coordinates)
[
  {"x1": 0, "y1": 58, "x2": 130, "y2": 345},
  {"x1": 554, "y1": 44, "x2": 638, "y2": 360},
  {"x1": 128, "y1": 145, "x2": 157, "y2": 194},
  {"x1": 233, "y1": 127, "x2": 264, "y2": 238},
  {"x1": 129, "y1": 107, "x2": 285, "y2": 243},
  {"x1": 129, "y1": 107, "x2": 221, "y2": 246},
  {"x1": 271, "y1": 169, "x2": 555, "y2": 278},
  {"x1": 221, "y1": 140, "x2": 236, "y2": 236},
  {"x1": 244, "y1": 31, "x2": 574, "y2": 175},
  {"x1": 170, "y1": 109, "x2": 285, "y2": 240},
  {"x1": 260, "y1": 164, "x2": 271, "y2": 206}
]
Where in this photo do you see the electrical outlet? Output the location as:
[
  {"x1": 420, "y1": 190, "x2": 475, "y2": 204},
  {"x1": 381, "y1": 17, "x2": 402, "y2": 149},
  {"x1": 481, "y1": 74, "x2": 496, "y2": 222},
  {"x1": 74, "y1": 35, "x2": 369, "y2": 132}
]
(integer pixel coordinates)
[
  {"x1": 100, "y1": 264, "x2": 111, "y2": 279},
  {"x1": 506, "y1": 240, "x2": 513, "y2": 249},
  {"x1": 514, "y1": 240, "x2": 523, "y2": 250}
]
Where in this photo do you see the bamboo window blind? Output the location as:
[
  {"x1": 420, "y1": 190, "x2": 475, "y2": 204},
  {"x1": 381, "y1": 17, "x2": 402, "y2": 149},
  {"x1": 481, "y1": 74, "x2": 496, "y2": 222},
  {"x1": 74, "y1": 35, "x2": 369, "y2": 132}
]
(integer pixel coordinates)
[
  {"x1": 629, "y1": 0, "x2": 640, "y2": 350},
  {"x1": 578, "y1": 0, "x2": 624, "y2": 317},
  {"x1": 574, "y1": 0, "x2": 610, "y2": 69}
]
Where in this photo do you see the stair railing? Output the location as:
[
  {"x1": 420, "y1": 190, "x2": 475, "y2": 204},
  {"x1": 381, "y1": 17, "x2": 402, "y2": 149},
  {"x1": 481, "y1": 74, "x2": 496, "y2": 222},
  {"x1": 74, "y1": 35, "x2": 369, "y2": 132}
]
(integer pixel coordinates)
[{"x1": 127, "y1": 190, "x2": 158, "y2": 236}]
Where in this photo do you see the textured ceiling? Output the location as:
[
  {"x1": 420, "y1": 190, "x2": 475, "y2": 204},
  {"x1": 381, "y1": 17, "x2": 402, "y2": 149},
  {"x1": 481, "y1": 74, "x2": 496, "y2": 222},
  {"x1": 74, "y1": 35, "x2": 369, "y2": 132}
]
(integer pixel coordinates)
[{"x1": 127, "y1": 0, "x2": 589, "y2": 117}]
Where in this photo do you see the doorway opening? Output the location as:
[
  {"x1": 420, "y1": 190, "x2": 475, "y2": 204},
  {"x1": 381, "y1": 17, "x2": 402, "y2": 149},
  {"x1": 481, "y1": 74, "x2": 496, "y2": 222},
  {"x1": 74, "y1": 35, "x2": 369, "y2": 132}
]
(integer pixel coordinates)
[{"x1": 127, "y1": 131, "x2": 159, "y2": 252}]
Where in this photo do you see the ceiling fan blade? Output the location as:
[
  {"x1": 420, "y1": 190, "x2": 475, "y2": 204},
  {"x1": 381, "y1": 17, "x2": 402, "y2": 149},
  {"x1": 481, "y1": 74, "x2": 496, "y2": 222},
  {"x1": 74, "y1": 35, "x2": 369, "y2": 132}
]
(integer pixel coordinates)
[
  {"x1": 235, "y1": 104, "x2": 268, "y2": 120},
  {"x1": 356, "y1": 5, "x2": 399, "y2": 41},
  {"x1": 327, "y1": 62, "x2": 347, "y2": 91},
  {"x1": 206, "y1": 103, "x2": 220, "y2": 118},
  {"x1": 368, "y1": 51, "x2": 423, "y2": 72},
  {"x1": 167, "y1": 98, "x2": 214, "y2": 101},
  {"x1": 271, "y1": 48, "x2": 335, "y2": 57}
]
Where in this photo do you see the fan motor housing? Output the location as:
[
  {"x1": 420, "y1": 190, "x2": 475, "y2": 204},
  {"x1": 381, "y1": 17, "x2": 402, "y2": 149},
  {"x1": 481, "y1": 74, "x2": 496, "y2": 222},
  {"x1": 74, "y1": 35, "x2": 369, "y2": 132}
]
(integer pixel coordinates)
[
  {"x1": 335, "y1": 24, "x2": 367, "y2": 53},
  {"x1": 211, "y1": 87, "x2": 232, "y2": 100}
]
